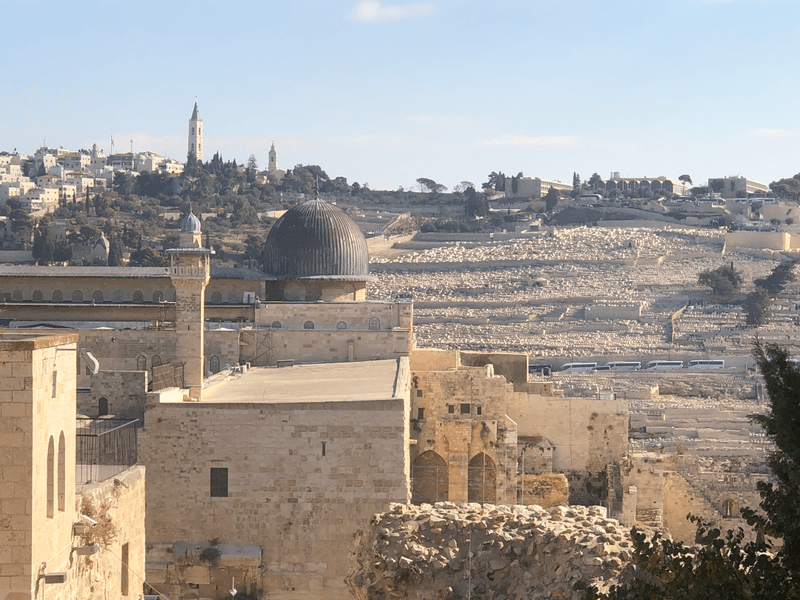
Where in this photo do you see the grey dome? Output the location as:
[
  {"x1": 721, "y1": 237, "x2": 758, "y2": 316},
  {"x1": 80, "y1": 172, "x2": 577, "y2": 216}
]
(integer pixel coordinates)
[
  {"x1": 181, "y1": 212, "x2": 202, "y2": 234},
  {"x1": 263, "y1": 199, "x2": 369, "y2": 279}
]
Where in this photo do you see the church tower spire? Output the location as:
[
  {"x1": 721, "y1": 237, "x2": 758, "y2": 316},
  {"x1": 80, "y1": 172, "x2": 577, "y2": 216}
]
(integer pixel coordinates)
[
  {"x1": 268, "y1": 142, "x2": 277, "y2": 173},
  {"x1": 188, "y1": 101, "x2": 203, "y2": 162}
]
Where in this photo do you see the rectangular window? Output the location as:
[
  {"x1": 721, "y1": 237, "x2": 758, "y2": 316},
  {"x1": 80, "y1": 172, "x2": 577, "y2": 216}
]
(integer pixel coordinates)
[
  {"x1": 476, "y1": 406, "x2": 482, "y2": 416},
  {"x1": 460, "y1": 403, "x2": 471, "y2": 414},
  {"x1": 121, "y1": 543, "x2": 129, "y2": 595},
  {"x1": 321, "y1": 441, "x2": 326, "y2": 457},
  {"x1": 447, "y1": 404, "x2": 455, "y2": 414},
  {"x1": 417, "y1": 408, "x2": 425, "y2": 420},
  {"x1": 416, "y1": 389, "x2": 423, "y2": 398},
  {"x1": 210, "y1": 467, "x2": 228, "y2": 497}
]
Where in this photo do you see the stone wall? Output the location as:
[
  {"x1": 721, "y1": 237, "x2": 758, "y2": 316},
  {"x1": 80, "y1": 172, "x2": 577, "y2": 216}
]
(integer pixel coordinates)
[
  {"x1": 140, "y1": 384, "x2": 411, "y2": 600},
  {"x1": 77, "y1": 370, "x2": 148, "y2": 420},
  {"x1": 346, "y1": 503, "x2": 633, "y2": 600},
  {"x1": 460, "y1": 351, "x2": 529, "y2": 391},
  {"x1": 508, "y1": 395, "x2": 629, "y2": 472}
]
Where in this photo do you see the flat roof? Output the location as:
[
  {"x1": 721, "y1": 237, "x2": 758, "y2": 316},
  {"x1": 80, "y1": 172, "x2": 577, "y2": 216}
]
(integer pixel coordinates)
[{"x1": 199, "y1": 359, "x2": 403, "y2": 404}]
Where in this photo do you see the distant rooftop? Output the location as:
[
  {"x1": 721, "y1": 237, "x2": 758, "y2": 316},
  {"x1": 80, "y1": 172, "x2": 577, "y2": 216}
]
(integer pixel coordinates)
[{"x1": 198, "y1": 359, "x2": 404, "y2": 404}]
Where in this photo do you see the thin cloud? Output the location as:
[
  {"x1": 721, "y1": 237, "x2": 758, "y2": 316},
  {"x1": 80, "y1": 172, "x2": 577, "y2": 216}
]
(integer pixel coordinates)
[
  {"x1": 478, "y1": 135, "x2": 581, "y2": 147},
  {"x1": 349, "y1": 2, "x2": 435, "y2": 23},
  {"x1": 404, "y1": 114, "x2": 476, "y2": 127},
  {"x1": 748, "y1": 129, "x2": 795, "y2": 137}
]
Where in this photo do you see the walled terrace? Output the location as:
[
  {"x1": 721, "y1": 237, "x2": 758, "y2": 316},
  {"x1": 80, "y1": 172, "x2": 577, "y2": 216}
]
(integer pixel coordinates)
[
  {"x1": 346, "y1": 502, "x2": 641, "y2": 600},
  {"x1": 369, "y1": 226, "x2": 799, "y2": 360}
]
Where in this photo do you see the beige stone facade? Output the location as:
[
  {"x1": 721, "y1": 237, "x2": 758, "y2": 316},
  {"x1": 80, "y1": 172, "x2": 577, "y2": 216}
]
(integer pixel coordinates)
[
  {"x1": 140, "y1": 359, "x2": 411, "y2": 600},
  {"x1": 0, "y1": 332, "x2": 145, "y2": 600}
]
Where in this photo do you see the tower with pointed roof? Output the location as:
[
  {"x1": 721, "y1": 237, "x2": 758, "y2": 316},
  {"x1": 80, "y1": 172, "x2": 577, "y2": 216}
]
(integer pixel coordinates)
[
  {"x1": 188, "y1": 101, "x2": 203, "y2": 162},
  {"x1": 268, "y1": 142, "x2": 278, "y2": 172}
]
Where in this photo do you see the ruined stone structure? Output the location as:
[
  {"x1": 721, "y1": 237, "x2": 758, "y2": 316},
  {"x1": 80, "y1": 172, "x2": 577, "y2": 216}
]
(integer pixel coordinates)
[{"x1": 347, "y1": 502, "x2": 636, "y2": 600}]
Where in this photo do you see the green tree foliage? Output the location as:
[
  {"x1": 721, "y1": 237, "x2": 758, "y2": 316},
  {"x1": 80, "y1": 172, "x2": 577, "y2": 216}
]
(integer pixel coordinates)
[
  {"x1": 698, "y1": 264, "x2": 742, "y2": 297},
  {"x1": 416, "y1": 178, "x2": 447, "y2": 194},
  {"x1": 690, "y1": 186, "x2": 709, "y2": 197},
  {"x1": 679, "y1": 174, "x2": 693, "y2": 186},
  {"x1": 108, "y1": 238, "x2": 125, "y2": 267},
  {"x1": 32, "y1": 225, "x2": 54, "y2": 264},
  {"x1": 545, "y1": 187, "x2": 560, "y2": 212},
  {"x1": 588, "y1": 173, "x2": 603, "y2": 188},
  {"x1": 573, "y1": 172, "x2": 581, "y2": 189},
  {"x1": 482, "y1": 171, "x2": 505, "y2": 192},
  {"x1": 580, "y1": 340, "x2": 800, "y2": 600},
  {"x1": 754, "y1": 260, "x2": 797, "y2": 296},
  {"x1": 769, "y1": 174, "x2": 800, "y2": 201},
  {"x1": 243, "y1": 234, "x2": 264, "y2": 268},
  {"x1": 744, "y1": 287, "x2": 771, "y2": 326},
  {"x1": 129, "y1": 246, "x2": 166, "y2": 267},
  {"x1": 709, "y1": 179, "x2": 725, "y2": 193},
  {"x1": 464, "y1": 186, "x2": 489, "y2": 218}
]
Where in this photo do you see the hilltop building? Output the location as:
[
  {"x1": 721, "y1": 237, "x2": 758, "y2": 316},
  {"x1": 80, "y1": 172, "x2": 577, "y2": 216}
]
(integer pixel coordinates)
[{"x1": 707, "y1": 175, "x2": 769, "y2": 199}]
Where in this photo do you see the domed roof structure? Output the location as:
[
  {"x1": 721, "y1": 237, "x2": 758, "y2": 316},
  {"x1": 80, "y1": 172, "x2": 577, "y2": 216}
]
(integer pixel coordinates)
[
  {"x1": 263, "y1": 199, "x2": 369, "y2": 279},
  {"x1": 181, "y1": 211, "x2": 202, "y2": 234}
]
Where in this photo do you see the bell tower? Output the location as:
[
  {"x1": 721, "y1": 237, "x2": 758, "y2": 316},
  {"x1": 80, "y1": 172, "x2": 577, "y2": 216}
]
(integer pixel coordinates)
[
  {"x1": 167, "y1": 212, "x2": 213, "y2": 400},
  {"x1": 268, "y1": 142, "x2": 277, "y2": 172},
  {"x1": 188, "y1": 101, "x2": 203, "y2": 162}
]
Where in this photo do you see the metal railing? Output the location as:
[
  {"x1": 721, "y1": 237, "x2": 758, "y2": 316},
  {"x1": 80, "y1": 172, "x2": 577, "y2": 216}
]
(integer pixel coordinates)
[{"x1": 76, "y1": 418, "x2": 139, "y2": 484}]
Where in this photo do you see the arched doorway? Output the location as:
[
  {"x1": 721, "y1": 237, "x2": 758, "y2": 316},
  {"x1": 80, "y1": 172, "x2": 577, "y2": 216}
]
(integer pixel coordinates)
[
  {"x1": 411, "y1": 450, "x2": 448, "y2": 504},
  {"x1": 468, "y1": 453, "x2": 497, "y2": 503}
]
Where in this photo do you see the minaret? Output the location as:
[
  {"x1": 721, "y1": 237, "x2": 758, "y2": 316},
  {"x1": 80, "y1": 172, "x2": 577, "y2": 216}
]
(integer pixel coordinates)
[
  {"x1": 268, "y1": 142, "x2": 277, "y2": 172},
  {"x1": 188, "y1": 101, "x2": 203, "y2": 162},
  {"x1": 167, "y1": 212, "x2": 213, "y2": 400}
]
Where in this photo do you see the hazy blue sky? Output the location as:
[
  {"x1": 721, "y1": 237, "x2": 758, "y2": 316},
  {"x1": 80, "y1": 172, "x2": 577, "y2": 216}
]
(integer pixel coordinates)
[{"x1": 1, "y1": 0, "x2": 797, "y2": 190}]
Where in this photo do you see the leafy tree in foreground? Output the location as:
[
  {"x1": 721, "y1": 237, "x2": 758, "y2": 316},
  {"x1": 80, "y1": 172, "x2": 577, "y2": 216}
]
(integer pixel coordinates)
[
  {"x1": 545, "y1": 187, "x2": 560, "y2": 212},
  {"x1": 580, "y1": 340, "x2": 800, "y2": 600}
]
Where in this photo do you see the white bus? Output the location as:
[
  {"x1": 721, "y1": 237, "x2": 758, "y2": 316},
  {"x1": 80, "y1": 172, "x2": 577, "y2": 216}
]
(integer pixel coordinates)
[
  {"x1": 560, "y1": 362, "x2": 597, "y2": 373},
  {"x1": 601, "y1": 361, "x2": 642, "y2": 371},
  {"x1": 688, "y1": 359, "x2": 725, "y2": 369},
  {"x1": 646, "y1": 360, "x2": 684, "y2": 370}
]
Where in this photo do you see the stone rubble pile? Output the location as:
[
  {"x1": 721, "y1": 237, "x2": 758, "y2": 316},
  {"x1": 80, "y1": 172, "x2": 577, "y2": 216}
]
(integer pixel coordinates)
[{"x1": 346, "y1": 502, "x2": 638, "y2": 600}]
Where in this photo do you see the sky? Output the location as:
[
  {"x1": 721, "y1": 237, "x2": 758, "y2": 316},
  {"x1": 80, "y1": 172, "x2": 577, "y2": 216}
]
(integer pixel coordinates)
[{"x1": 0, "y1": 0, "x2": 798, "y2": 191}]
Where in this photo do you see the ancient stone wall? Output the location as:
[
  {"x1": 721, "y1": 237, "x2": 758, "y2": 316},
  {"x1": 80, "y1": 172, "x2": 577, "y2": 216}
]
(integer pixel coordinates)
[
  {"x1": 347, "y1": 502, "x2": 634, "y2": 600},
  {"x1": 77, "y1": 370, "x2": 147, "y2": 419}
]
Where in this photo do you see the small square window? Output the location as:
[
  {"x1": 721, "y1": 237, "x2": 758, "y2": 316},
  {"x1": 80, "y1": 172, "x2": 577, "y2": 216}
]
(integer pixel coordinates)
[
  {"x1": 210, "y1": 467, "x2": 228, "y2": 497},
  {"x1": 460, "y1": 403, "x2": 471, "y2": 414},
  {"x1": 447, "y1": 405, "x2": 455, "y2": 414},
  {"x1": 416, "y1": 389, "x2": 423, "y2": 398}
]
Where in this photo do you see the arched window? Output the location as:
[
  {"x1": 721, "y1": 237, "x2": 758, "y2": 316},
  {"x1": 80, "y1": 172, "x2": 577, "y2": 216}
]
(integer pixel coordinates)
[
  {"x1": 12, "y1": 289, "x2": 23, "y2": 302},
  {"x1": 113, "y1": 290, "x2": 124, "y2": 302},
  {"x1": 57, "y1": 432, "x2": 66, "y2": 512},
  {"x1": 47, "y1": 436, "x2": 55, "y2": 518},
  {"x1": 99, "y1": 397, "x2": 109, "y2": 417},
  {"x1": 132, "y1": 290, "x2": 144, "y2": 303},
  {"x1": 32, "y1": 289, "x2": 43, "y2": 302},
  {"x1": 210, "y1": 291, "x2": 222, "y2": 304},
  {"x1": 210, "y1": 356, "x2": 220, "y2": 374},
  {"x1": 303, "y1": 321, "x2": 315, "y2": 330},
  {"x1": 468, "y1": 453, "x2": 497, "y2": 504},
  {"x1": 271, "y1": 321, "x2": 282, "y2": 328},
  {"x1": 136, "y1": 355, "x2": 147, "y2": 371},
  {"x1": 344, "y1": 283, "x2": 356, "y2": 300},
  {"x1": 52, "y1": 289, "x2": 63, "y2": 302},
  {"x1": 152, "y1": 355, "x2": 162, "y2": 368},
  {"x1": 72, "y1": 290, "x2": 83, "y2": 302},
  {"x1": 337, "y1": 321, "x2": 347, "y2": 330},
  {"x1": 412, "y1": 451, "x2": 448, "y2": 504},
  {"x1": 369, "y1": 317, "x2": 381, "y2": 331},
  {"x1": 152, "y1": 290, "x2": 164, "y2": 302},
  {"x1": 723, "y1": 498, "x2": 738, "y2": 518},
  {"x1": 305, "y1": 285, "x2": 322, "y2": 301},
  {"x1": 227, "y1": 292, "x2": 239, "y2": 304},
  {"x1": 92, "y1": 290, "x2": 103, "y2": 303}
]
